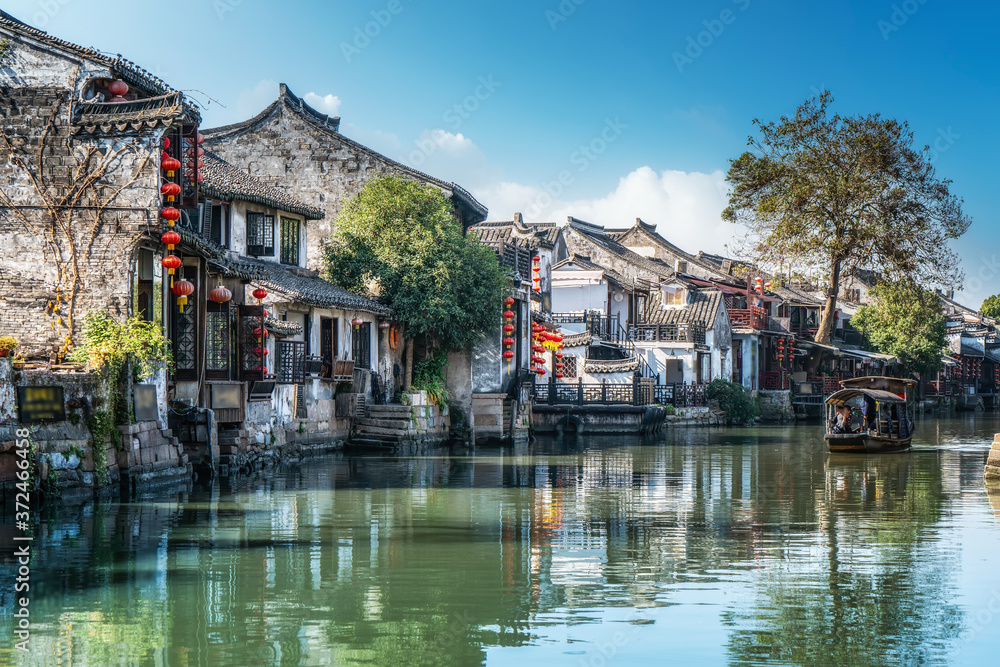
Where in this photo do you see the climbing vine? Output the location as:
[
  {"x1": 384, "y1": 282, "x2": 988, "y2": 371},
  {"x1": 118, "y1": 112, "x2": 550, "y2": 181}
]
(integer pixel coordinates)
[{"x1": 0, "y1": 71, "x2": 155, "y2": 359}]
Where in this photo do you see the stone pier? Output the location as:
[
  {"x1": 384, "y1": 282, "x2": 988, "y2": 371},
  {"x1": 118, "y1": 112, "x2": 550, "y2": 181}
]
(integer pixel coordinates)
[{"x1": 985, "y1": 433, "x2": 1000, "y2": 481}]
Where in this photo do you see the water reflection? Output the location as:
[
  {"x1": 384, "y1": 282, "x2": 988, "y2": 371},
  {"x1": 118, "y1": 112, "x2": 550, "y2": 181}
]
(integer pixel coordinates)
[{"x1": 0, "y1": 417, "x2": 997, "y2": 666}]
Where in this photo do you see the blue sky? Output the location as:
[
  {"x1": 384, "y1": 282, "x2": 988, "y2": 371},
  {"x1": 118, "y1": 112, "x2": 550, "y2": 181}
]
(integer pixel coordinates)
[{"x1": 4, "y1": 0, "x2": 997, "y2": 305}]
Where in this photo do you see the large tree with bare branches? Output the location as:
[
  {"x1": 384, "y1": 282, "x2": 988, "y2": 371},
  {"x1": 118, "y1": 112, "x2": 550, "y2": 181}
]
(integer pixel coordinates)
[{"x1": 723, "y1": 92, "x2": 970, "y2": 344}]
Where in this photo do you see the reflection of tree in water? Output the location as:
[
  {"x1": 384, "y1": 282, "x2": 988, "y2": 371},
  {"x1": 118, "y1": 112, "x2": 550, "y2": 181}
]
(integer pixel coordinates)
[{"x1": 724, "y1": 452, "x2": 963, "y2": 666}]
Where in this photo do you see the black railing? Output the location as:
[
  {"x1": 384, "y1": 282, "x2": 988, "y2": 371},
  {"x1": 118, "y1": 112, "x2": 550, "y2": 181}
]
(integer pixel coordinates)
[
  {"x1": 536, "y1": 378, "x2": 710, "y2": 407},
  {"x1": 627, "y1": 324, "x2": 706, "y2": 345}
]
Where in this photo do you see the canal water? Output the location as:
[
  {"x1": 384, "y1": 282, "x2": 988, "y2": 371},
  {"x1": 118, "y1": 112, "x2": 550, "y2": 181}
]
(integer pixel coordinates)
[{"x1": 3, "y1": 415, "x2": 1000, "y2": 666}]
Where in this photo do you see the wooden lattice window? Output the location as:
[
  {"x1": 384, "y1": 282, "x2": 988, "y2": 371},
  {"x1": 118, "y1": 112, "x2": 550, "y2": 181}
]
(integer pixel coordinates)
[
  {"x1": 275, "y1": 340, "x2": 306, "y2": 384},
  {"x1": 205, "y1": 304, "x2": 232, "y2": 381},
  {"x1": 352, "y1": 322, "x2": 371, "y2": 370},
  {"x1": 320, "y1": 317, "x2": 339, "y2": 378},
  {"x1": 280, "y1": 217, "x2": 300, "y2": 266},
  {"x1": 239, "y1": 305, "x2": 266, "y2": 381},
  {"x1": 562, "y1": 355, "x2": 578, "y2": 379},
  {"x1": 246, "y1": 212, "x2": 274, "y2": 257},
  {"x1": 172, "y1": 270, "x2": 198, "y2": 381}
]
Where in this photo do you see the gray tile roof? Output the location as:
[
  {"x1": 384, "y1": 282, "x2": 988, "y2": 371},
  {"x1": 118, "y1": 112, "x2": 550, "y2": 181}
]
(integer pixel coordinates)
[
  {"x1": 169, "y1": 228, "x2": 388, "y2": 315},
  {"x1": 265, "y1": 316, "x2": 303, "y2": 336},
  {"x1": 250, "y1": 259, "x2": 391, "y2": 316},
  {"x1": 553, "y1": 255, "x2": 630, "y2": 289},
  {"x1": 201, "y1": 84, "x2": 486, "y2": 221},
  {"x1": 71, "y1": 92, "x2": 197, "y2": 136},
  {"x1": 468, "y1": 219, "x2": 560, "y2": 251},
  {"x1": 0, "y1": 12, "x2": 199, "y2": 123},
  {"x1": 771, "y1": 285, "x2": 824, "y2": 306},
  {"x1": 201, "y1": 151, "x2": 324, "y2": 220},
  {"x1": 584, "y1": 357, "x2": 640, "y2": 374},
  {"x1": 565, "y1": 220, "x2": 676, "y2": 280},
  {"x1": 645, "y1": 288, "x2": 724, "y2": 328}
]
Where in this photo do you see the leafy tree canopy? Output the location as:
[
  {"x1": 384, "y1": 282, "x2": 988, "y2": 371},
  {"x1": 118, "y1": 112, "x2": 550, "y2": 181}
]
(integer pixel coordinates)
[
  {"x1": 850, "y1": 280, "x2": 947, "y2": 375},
  {"x1": 321, "y1": 176, "x2": 508, "y2": 351},
  {"x1": 724, "y1": 92, "x2": 970, "y2": 344},
  {"x1": 981, "y1": 294, "x2": 1000, "y2": 319}
]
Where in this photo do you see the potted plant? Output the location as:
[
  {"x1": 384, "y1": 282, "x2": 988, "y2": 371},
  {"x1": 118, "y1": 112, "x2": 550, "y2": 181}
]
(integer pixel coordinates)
[{"x1": 0, "y1": 335, "x2": 17, "y2": 358}]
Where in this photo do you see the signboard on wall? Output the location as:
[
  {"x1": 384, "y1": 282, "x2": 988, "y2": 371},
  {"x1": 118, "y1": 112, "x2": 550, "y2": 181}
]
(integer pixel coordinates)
[
  {"x1": 133, "y1": 384, "x2": 159, "y2": 422},
  {"x1": 16, "y1": 386, "x2": 66, "y2": 423}
]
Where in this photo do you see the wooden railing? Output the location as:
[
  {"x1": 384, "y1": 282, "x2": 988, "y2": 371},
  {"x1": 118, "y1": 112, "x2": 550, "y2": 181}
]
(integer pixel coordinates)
[{"x1": 728, "y1": 306, "x2": 767, "y2": 331}]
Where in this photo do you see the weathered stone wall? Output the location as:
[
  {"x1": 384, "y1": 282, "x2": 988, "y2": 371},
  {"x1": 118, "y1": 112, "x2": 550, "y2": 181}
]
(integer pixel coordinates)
[
  {"x1": 0, "y1": 37, "x2": 161, "y2": 358},
  {"x1": 0, "y1": 361, "x2": 186, "y2": 503},
  {"x1": 203, "y1": 89, "x2": 475, "y2": 271},
  {"x1": 759, "y1": 389, "x2": 794, "y2": 423}
]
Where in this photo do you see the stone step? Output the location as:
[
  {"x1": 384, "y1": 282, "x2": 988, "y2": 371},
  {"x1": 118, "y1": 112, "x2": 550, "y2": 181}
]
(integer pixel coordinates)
[
  {"x1": 367, "y1": 405, "x2": 412, "y2": 416},
  {"x1": 354, "y1": 425, "x2": 410, "y2": 439},
  {"x1": 347, "y1": 437, "x2": 399, "y2": 449},
  {"x1": 355, "y1": 417, "x2": 413, "y2": 430}
]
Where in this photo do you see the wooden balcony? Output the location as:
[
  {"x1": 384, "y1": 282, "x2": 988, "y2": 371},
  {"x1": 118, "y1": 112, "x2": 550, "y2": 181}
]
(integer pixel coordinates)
[{"x1": 728, "y1": 306, "x2": 767, "y2": 331}]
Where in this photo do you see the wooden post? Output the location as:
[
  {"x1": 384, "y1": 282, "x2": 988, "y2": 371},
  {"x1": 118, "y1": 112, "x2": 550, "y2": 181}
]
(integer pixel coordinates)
[
  {"x1": 403, "y1": 337, "x2": 414, "y2": 390},
  {"x1": 548, "y1": 375, "x2": 555, "y2": 406},
  {"x1": 602, "y1": 379, "x2": 607, "y2": 403},
  {"x1": 578, "y1": 377, "x2": 584, "y2": 406}
]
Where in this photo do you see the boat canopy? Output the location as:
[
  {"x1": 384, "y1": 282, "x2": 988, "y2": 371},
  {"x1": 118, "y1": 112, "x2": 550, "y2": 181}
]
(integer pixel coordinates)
[
  {"x1": 839, "y1": 376, "x2": 918, "y2": 390},
  {"x1": 825, "y1": 388, "x2": 907, "y2": 407}
]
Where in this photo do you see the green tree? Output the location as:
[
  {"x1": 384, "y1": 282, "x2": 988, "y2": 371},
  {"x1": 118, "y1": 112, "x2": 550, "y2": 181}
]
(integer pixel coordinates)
[
  {"x1": 723, "y1": 92, "x2": 970, "y2": 344},
  {"x1": 981, "y1": 294, "x2": 1000, "y2": 319},
  {"x1": 850, "y1": 280, "x2": 947, "y2": 375},
  {"x1": 321, "y1": 176, "x2": 508, "y2": 352}
]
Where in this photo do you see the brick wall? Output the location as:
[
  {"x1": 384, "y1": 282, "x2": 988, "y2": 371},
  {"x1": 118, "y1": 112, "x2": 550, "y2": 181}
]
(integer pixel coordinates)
[{"x1": 0, "y1": 40, "x2": 161, "y2": 357}]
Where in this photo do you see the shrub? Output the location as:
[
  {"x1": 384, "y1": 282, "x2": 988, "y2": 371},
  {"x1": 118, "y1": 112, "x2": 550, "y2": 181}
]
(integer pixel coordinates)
[{"x1": 706, "y1": 379, "x2": 759, "y2": 425}]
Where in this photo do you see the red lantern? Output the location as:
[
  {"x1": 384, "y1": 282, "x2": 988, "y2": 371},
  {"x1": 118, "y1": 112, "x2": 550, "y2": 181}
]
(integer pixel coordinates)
[
  {"x1": 253, "y1": 327, "x2": 269, "y2": 339},
  {"x1": 503, "y1": 350, "x2": 515, "y2": 361},
  {"x1": 503, "y1": 324, "x2": 515, "y2": 334},
  {"x1": 186, "y1": 146, "x2": 206, "y2": 159},
  {"x1": 162, "y1": 156, "x2": 181, "y2": 177},
  {"x1": 161, "y1": 182, "x2": 182, "y2": 201},
  {"x1": 162, "y1": 255, "x2": 181, "y2": 281},
  {"x1": 351, "y1": 317, "x2": 364, "y2": 328},
  {"x1": 504, "y1": 297, "x2": 515, "y2": 307},
  {"x1": 196, "y1": 132, "x2": 205, "y2": 145},
  {"x1": 778, "y1": 354, "x2": 785, "y2": 361},
  {"x1": 252, "y1": 288, "x2": 268, "y2": 302},
  {"x1": 108, "y1": 80, "x2": 128, "y2": 101},
  {"x1": 163, "y1": 137, "x2": 170, "y2": 150},
  {"x1": 503, "y1": 310, "x2": 515, "y2": 320},
  {"x1": 556, "y1": 363, "x2": 564, "y2": 370},
  {"x1": 536, "y1": 367, "x2": 547, "y2": 376},
  {"x1": 533, "y1": 256, "x2": 541, "y2": 263},
  {"x1": 379, "y1": 320, "x2": 391, "y2": 330},
  {"x1": 171, "y1": 279, "x2": 194, "y2": 313},
  {"x1": 555, "y1": 372, "x2": 564, "y2": 379},
  {"x1": 208, "y1": 285, "x2": 232, "y2": 304},
  {"x1": 556, "y1": 352, "x2": 564, "y2": 359},
  {"x1": 253, "y1": 347, "x2": 269, "y2": 357},
  {"x1": 161, "y1": 207, "x2": 181, "y2": 224},
  {"x1": 503, "y1": 338, "x2": 515, "y2": 347},
  {"x1": 187, "y1": 159, "x2": 205, "y2": 172},
  {"x1": 161, "y1": 230, "x2": 180, "y2": 251}
]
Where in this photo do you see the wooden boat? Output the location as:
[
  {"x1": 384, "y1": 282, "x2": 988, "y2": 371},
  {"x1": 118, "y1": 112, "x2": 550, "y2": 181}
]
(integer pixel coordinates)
[{"x1": 824, "y1": 377, "x2": 917, "y2": 453}]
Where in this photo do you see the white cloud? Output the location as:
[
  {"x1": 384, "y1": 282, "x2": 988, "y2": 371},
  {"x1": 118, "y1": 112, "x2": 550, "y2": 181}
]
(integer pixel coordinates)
[
  {"x1": 303, "y1": 92, "x2": 342, "y2": 117},
  {"x1": 473, "y1": 167, "x2": 737, "y2": 256}
]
